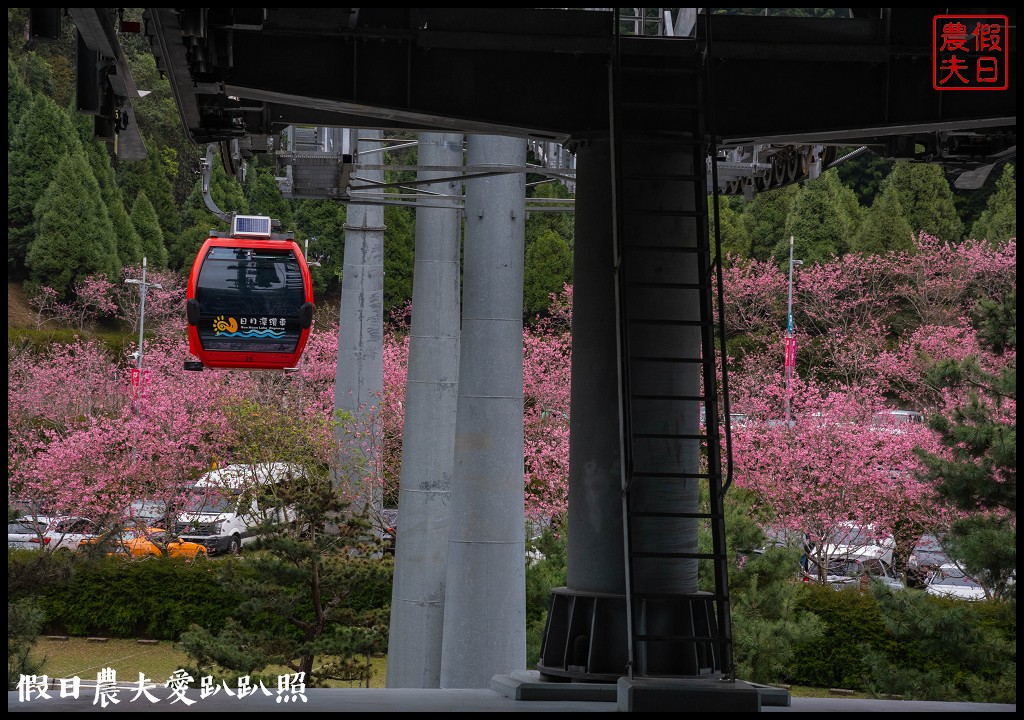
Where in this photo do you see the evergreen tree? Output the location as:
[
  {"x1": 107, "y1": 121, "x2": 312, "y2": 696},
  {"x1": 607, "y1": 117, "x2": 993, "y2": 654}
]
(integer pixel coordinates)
[
  {"x1": 743, "y1": 184, "x2": 798, "y2": 262},
  {"x1": 243, "y1": 164, "x2": 295, "y2": 229},
  {"x1": 524, "y1": 181, "x2": 575, "y2": 314},
  {"x1": 778, "y1": 170, "x2": 862, "y2": 265},
  {"x1": 178, "y1": 402, "x2": 391, "y2": 687},
  {"x1": 8, "y1": 93, "x2": 83, "y2": 278},
  {"x1": 383, "y1": 204, "x2": 416, "y2": 312},
  {"x1": 8, "y1": 56, "x2": 32, "y2": 145},
  {"x1": 851, "y1": 182, "x2": 914, "y2": 255},
  {"x1": 915, "y1": 292, "x2": 1016, "y2": 601},
  {"x1": 524, "y1": 228, "x2": 573, "y2": 316},
  {"x1": 970, "y1": 164, "x2": 1016, "y2": 244},
  {"x1": 130, "y1": 191, "x2": 168, "y2": 268},
  {"x1": 26, "y1": 153, "x2": 121, "y2": 299},
  {"x1": 13, "y1": 51, "x2": 55, "y2": 98},
  {"x1": 710, "y1": 194, "x2": 752, "y2": 261},
  {"x1": 115, "y1": 138, "x2": 181, "y2": 247},
  {"x1": 169, "y1": 163, "x2": 249, "y2": 269},
  {"x1": 883, "y1": 161, "x2": 964, "y2": 243},
  {"x1": 525, "y1": 180, "x2": 575, "y2": 252},
  {"x1": 75, "y1": 114, "x2": 144, "y2": 267},
  {"x1": 833, "y1": 148, "x2": 893, "y2": 206},
  {"x1": 294, "y1": 200, "x2": 347, "y2": 298}
]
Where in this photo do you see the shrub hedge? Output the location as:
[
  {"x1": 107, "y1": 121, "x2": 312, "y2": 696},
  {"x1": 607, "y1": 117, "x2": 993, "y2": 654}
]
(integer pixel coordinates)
[{"x1": 9, "y1": 551, "x2": 239, "y2": 640}]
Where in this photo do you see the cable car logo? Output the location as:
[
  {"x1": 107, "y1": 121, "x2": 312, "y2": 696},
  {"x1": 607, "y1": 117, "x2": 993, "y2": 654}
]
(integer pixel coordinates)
[
  {"x1": 213, "y1": 315, "x2": 239, "y2": 334},
  {"x1": 212, "y1": 315, "x2": 286, "y2": 339}
]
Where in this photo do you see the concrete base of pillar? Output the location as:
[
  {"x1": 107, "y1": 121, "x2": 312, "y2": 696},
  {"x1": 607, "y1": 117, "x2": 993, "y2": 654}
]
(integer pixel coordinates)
[
  {"x1": 490, "y1": 670, "x2": 617, "y2": 702},
  {"x1": 616, "y1": 676, "x2": 763, "y2": 713}
]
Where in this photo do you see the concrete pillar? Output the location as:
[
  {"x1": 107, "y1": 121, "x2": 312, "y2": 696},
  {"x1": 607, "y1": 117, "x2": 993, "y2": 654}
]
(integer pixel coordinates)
[
  {"x1": 387, "y1": 132, "x2": 464, "y2": 688},
  {"x1": 439, "y1": 134, "x2": 527, "y2": 688},
  {"x1": 333, "y1": 129, "x2": 385, "y2": 514}
]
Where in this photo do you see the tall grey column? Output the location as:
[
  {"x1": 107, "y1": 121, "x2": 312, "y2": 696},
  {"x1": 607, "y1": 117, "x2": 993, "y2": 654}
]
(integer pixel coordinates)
[
  {"x1": 387, "y1": 132, "x2": 464, "y2": 688},
  {"x1": 566, "y1": 139, "x2": 624, "y2": 594},
  {"x1": 333, "y1": 129, "x2": 385, "y2": 514},
  {"x1": 439, "y1": 134, "x2": 527, "y2": 688}
]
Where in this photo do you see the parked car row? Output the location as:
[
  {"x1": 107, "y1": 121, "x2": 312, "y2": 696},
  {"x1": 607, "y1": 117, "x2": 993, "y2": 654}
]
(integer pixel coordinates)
[
  {"x1": 9, "y1": 463, "x2": 305, "y2": 559},
  {"x1": 9, "y1": 514, "x2": 210, "y2": 561},
  {"x1": 758, "y1": 522, "x2": 995, "y2": 601}
]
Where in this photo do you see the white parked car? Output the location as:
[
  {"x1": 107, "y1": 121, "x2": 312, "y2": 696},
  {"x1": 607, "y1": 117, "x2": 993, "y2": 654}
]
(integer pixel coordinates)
[
  {"x1": 820, "y1": 522, "x2": 895, "y2": 566},
  {"x1": 871, "y1": 409, "x2": 925, "y2": 434},
  {"x1": 925, "y1": 563, "x2": 987, "y2": 601},
  {"x1": 826, "y1": 557, "x2": 905, "y2": 592},
  {"x1": 45, "y1": 516, "x2": 103, "y2": 553}
]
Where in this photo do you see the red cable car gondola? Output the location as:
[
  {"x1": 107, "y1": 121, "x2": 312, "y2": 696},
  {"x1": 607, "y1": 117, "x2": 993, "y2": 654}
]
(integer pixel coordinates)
[{"x1": 186, "y1": 215, "x2": 314, "y2": 370}]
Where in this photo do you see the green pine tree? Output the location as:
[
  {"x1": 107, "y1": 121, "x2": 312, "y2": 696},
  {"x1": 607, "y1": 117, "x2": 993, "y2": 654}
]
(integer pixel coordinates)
[
  {"x1": 524, "y1": 181, "x2": 575, "y2": 315},
  {"x1": 743, "y1": 184, "x2": 798, "y2": 262},
  {"x1": 178, "y1": 403, "x2": 392, "y2": 687},
  {"x1": 915, "y1": 292, "x2": 1016, "y2": 601},
  {"x1": 383, "y1": 204, "x2": 416, "y2": 312},
  {"x1": 75, "y1": 113, "x2": 144, "y2": 267},
  {"x1": 7, "y1": 56, "x2": 33, "y2": 145},
  {"x1": 778, "y1": 169, "x2": 862, "y2": 265},
  {"x1": 970, "y1": 164, "x2": 1016, "y2": 244},
  {"x1": 130, "y1": 191, "x2": 169, "y2": 268},
  {"x1": 882, "y1": 161, "x2": 964, "y2": 243},
  {"x1": 8, "y1": 93, "x2": 83, "y2": 277},
  {"x1": 26, "y1": 153, "x2": 121, "y2": 298},
  {"x1": 850, "y1": 182, "x2": 915, "y2": 255},
  {"x1": 294, "y1": 200, "x2": 348, "y2": 298},
  {"x1": 169, "y1": 163, "x2": 250, "y2": 269},
  {"x1": 833, "y1": 148, "x2": 894, "y2": 206},
  {"x1": 116, "y1": 138, "x2": 182, "y2": 247},
  {"x1": 523, "y1": 228, "x2": 573, "y2": 316},
  {"x1": 243, "y1": 164, "x2": 295, "y2": 229},
  {"x1": 710, "y1": 195, "x2": 752, "y2": 262}
]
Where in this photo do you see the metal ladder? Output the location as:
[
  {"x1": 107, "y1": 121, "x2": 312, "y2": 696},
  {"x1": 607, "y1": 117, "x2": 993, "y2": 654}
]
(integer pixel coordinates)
[{"x1": 610, "y1": 9, "x2": 734, "y2": 680}]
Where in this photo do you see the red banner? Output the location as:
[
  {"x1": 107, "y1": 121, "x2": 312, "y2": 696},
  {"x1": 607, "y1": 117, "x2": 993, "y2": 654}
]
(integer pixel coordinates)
[{"x1": 784, "y1": 336, "x2": 796, "y2": 369}]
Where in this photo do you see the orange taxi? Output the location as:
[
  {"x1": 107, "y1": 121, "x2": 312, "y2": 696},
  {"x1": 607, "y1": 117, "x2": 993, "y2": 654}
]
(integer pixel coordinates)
[{"x1": 79, "y1": 527, "x2": 208, "y2": 560}]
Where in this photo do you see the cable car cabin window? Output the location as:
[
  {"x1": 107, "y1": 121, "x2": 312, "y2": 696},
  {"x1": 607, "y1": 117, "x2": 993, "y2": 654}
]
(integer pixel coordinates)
[{"x1": 195, "y1": 247, "x2": 305, "y2": 354}]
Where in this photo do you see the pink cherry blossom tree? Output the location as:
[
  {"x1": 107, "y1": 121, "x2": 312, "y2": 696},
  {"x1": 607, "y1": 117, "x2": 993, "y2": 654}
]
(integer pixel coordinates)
[
  {"x1": 522, "y1": 285, "x2": 572, "y2": 527},
  {"x1": 728, "y1": 376, "x2": 952, "y2": 581}
]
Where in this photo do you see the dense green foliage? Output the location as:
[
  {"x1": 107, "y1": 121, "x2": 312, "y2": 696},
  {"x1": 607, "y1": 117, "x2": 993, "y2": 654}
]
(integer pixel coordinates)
[
  {"x1": 778, "y1": 169, "x2": 863, "y2": 264},
  {"x1": 8, "y1": 550, "x2": 235, "y2": 640},
  {"x1": 851, "y1": 182, "x2": 914, "y2": 255},
  {"x1": 76, "y1": 114, "x2": 144, "y2": 268},
  {"x1": 971, "y1": 164, "x2": 1017, "y2": 244},
  {"x1": 7, "y1": 599, "x2": 45, "y2": 690},
  {"x1": 130, "y1": 192, "x2": 168, "y2": 268},
  {"x1": 883, "y1": 162, "x2": 964, "y2": 243},
  {"x1": 8, "y1": 93, "x2": 83, "y2": 278},
  {"x1": 26, "y1": 153, "x2": 121, "y2": 299},
  {"x1": 525, "y1": 527, "x2": 568, "y2": 667}
]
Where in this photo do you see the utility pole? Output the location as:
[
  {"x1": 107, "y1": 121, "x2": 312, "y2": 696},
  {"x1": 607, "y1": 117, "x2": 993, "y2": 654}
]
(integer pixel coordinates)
[
  {"x1": 784, "y1": 236, "x2": 802, "y2": 425},
  {"x1": 125, "y1": 257, "x2": 162, "y2": 389}
]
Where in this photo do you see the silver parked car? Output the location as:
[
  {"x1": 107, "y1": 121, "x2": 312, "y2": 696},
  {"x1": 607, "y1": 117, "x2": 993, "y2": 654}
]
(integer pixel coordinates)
[
  {"x1": 8, "y1": 519, "x2": 49, "y2": 550},
  {"x1": 925, "y1": 563, "x2": 987, "y2": 601}
]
